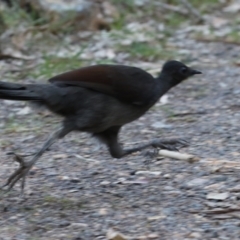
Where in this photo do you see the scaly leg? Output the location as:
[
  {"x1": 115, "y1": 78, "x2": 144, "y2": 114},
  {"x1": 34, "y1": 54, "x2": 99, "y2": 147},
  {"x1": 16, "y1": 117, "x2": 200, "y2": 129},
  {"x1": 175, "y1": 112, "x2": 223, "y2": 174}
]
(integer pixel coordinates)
[
  {"x1": 94, "y1": 126, "x2": 188, "y2": 158},
  {"x1": 2, "y1": 126, "x2": 71, "y2": 193}
]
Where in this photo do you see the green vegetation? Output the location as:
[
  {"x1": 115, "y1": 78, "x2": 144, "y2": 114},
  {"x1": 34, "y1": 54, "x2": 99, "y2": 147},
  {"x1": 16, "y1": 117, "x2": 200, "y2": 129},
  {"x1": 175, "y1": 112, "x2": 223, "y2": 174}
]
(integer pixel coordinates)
[
  {"x1": 117, "y1": 41, "x2": 177, "y2": 61},
  {"x1": 0, "y1": 0, "x2": 227, "y2": 81},
  {"x1": 29, "y1": 54, "x2": 86, "y2": 79}
]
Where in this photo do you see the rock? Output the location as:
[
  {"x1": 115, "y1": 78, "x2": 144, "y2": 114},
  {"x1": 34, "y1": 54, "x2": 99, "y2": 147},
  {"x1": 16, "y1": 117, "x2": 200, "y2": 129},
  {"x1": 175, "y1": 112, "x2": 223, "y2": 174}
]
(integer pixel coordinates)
[
  {"x1": 206, "y1": 192, "x2": 229, "y2": 201},
  {"x1": 159, "y1": 94, "x2": 169, "y2": 104},
  {"x1": 68, "y1": 189, "x2": 79, "y2": 193},
  {"x1": 147, "y1": 215, "x2": 166, "y2": 221},
  {"x1": 69, "y1": 222, "x2": 88, "y2": 228},
  {"x1": 16, "y1": 106, "x2": 32, "y2": 115},
  {"x1": 209, "y1": 16, "x2": 229, "y2": 29},
  {"x1": 135, "y1": 171, "x2": 161, "y2": 176},
  {"x1": 106, "y1": 228, "x2": 127, "y2": 240},
  {"x1": 60, "y1": 176, "x2": 70, "y2": 180},
  {"x1": 70, "y1": 178, "x2": 80, "y2": 183},
  {"x1": 3, "y1": 100, "x2": 17, "y2": 105},
  {"x1": 186, "y1": 178, "x2": 209, "y2": 188},
  {"x1": 100, "y1": 180, "x2": 111, "y2": 186},
  {"x1": 223, "y1": 1, "x2": 240, "y2": 13},
  {"x1": 188, "y1": 232, "x2": 202, "y2": 238},
  {"x1": 148, "y1": 233, "x2": 159, "y2": 239},
  {"x1": 45, "y1": 170, "x2": 58, "y2": 177},
  {"x1": 36, "y1": 0, "x2": 91, "y2": 12},
  {"x1": 98, "y1": 208, "x2": 108, "y2": 215},
  {"x1": 58, "y1": 220, "x2": 70, "y2": 228},
  {"x1": 163, "y1": 174, "x2": 171, "y2": 179},
  {"x1": 151, "y1": 121, "x2": 172, "y2": 129},
  {"x1": 53, "y1": 154, "x2": 68, "y2": 159},
  {"x1": 229, "y1": 184, "x2": 240, "y2": 192},
  {"x1": 115, "y1": 178, "x2": 149, "y2": 185}
]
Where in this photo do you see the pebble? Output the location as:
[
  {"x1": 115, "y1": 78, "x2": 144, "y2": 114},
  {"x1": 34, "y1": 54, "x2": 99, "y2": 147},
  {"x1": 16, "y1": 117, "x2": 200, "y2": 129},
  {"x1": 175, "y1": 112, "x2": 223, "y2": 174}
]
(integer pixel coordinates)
[
  {"x1": 188, "y1": 232, "x2": 202, "y2": 238},
  {"x1": 206, "y1": 192, "x2": 230, "y2": 200}
]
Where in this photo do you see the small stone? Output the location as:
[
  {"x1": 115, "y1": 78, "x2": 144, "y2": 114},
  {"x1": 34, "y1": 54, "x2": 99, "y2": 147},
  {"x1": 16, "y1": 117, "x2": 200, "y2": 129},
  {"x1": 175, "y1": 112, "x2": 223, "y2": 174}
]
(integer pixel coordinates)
[
  {"x1": 163, "y1": 174, "x2": 171, "y2": 179},
  {"x1": 70, "y1": 178, "x2": 80, "y2": 183},
  {"x1": 99, "y1": 208, "x2": 108, "y2": 215},
  {"x1": 206, "y1": 192, "x2": 229, "y2": 200},
  {"x1": 69, "y1": 223, "x2": 88, "y2": 228},
  {"x1": 29, "y1": 170, "x2": 37, "y2": 175},
  {"x1": 3, "y1": 100, "x2": 17, "y2": 105},
  {"x1": 61, "y1": 176, "x2": 70, "y2": 180},
  {"x1": 53, "y1": 154, "x2": 68, "y2": 159},
  {"x1": 186, "y1": 178, "x2": 208, "y2": 188},
  {"x1": 68, "y1": 189, "x2": 79, "y2": 193},
  {"x1": 45, "y1": 170, "x2": 58, "y2": 176},
  {"x1": 148, "y1": 233, "x2": 159, "y2": 239},
  {"x1": 163, "y1": 186, "x2": 175, "y2": 191},
  {"x1": 151, "y1": 121, "x2": 172, "y2": 129},
  {"x1": 224, "y1": 2, "x2": 240, "y2": 13},
  {"x1": 147, "y1": 215, "x2": 166, "y2": 221},
  {"x1": 100, "y1": 180, "x2": 111, "y2": 185},
  {"x1": 118, "y1": 177, "x2": 127, "y2": 182},
  {"x1": 159, "y1": 94, "x2": 168, "y2": 104},
  {"x1": 135, "y1": 171, "x2": 161, "y2": 176},
  {"x1": 188, "y1": 232, "x2": 202, "y2": 238},
  {"x1": 107, "y1": 228, "x2": 127, "y2": 240},
  {"x1": 16, "y1": 106, "x2": 32, "y2": 115},
  {"x1": 59, "y1": 221, "x2": 70, "y2": 228},
  {"x1": 9, "y1": 216, "x2": 18, "y2": 221},
  {"x1": 229, "y1": 184, "x2": 240, "y2": 192}
]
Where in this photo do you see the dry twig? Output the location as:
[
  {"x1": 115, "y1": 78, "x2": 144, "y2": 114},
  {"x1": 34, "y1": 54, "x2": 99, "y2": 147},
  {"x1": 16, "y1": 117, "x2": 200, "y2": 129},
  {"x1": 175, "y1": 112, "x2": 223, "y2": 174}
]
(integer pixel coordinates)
[{"x1": 158, "y1": 150, "x2": 199, "y2": 163}]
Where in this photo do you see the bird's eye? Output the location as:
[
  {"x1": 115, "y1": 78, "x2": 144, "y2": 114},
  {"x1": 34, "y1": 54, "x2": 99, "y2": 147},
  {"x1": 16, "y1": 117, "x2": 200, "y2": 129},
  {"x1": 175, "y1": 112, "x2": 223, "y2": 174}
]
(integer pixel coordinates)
[{"x1": 180, "y1": 67, "x2": 187, "y2": 74}]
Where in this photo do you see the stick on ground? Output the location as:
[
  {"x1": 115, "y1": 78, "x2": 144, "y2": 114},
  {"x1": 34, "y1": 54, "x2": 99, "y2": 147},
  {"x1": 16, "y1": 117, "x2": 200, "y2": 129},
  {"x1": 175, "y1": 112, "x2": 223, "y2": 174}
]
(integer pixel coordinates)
[{"x1": 158, "y1": 150, "x2": 199, "y2": 163}]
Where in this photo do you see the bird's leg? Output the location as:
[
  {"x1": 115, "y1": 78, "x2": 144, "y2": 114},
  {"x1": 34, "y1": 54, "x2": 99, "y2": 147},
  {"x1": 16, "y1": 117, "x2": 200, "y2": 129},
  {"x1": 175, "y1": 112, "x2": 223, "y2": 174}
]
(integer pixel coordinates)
[
  {"x1": 2, "y1": 126, "x2": 71, "y2": 193},
  {"x1": 96, "y1": 127, "x2": 188, "y2": 158},
  {"x1": 123, "y1": 138, "x2": 188, "y2": 157}
]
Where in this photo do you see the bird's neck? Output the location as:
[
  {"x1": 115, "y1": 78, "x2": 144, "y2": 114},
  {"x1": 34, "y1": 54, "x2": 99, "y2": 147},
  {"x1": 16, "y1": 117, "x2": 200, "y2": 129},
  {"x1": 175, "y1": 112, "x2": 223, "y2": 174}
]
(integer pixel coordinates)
[{"x1": 153, "y1": 73, "x2": 174, "y2": 100}]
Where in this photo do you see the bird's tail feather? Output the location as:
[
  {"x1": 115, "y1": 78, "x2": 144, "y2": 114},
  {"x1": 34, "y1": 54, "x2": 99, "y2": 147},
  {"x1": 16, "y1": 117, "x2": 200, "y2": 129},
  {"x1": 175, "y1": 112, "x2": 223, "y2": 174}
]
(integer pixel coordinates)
[{"x1": 0, "y1": 82, "x2": 41, "y2": 101}]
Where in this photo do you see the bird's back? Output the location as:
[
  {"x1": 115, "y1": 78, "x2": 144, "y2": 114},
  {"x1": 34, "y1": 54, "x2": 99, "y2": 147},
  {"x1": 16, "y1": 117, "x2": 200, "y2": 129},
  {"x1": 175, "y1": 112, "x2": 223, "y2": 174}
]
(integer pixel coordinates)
[{"x1": 49, "y1": 64, "x2": 156, "y2": 106}]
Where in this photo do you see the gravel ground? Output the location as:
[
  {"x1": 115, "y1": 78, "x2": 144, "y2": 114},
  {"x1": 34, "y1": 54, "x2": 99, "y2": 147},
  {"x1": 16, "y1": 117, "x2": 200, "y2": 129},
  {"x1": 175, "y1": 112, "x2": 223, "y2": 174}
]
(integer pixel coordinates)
[{"x1": 1, "y1": 36, "x2": 240, "y2": 240}]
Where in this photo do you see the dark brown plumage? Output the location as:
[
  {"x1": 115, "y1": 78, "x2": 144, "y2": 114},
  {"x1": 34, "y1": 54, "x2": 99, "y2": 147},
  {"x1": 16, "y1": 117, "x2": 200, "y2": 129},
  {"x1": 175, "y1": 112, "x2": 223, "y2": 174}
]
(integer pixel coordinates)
[{"x1": 0, "y1": 60, "x2": 201, "y2": 192}]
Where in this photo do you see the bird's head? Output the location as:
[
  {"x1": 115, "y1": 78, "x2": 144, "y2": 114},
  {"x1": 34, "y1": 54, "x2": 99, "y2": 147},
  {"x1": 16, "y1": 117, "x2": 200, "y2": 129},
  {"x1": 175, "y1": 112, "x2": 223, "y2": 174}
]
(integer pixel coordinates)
[{"x1": 160, "y1": 60, "x2": 201, "y2": 86}]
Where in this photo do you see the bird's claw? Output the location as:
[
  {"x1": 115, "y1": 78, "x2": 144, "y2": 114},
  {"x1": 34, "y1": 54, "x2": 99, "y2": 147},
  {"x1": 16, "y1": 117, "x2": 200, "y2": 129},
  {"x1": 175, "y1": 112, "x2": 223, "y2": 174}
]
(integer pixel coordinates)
[
  {"x1": 152, "y1": 138, "x2": 189, "y2": 151},
  {"x1": 1, "y1": 153, "x2": 32, "y2": 193}
]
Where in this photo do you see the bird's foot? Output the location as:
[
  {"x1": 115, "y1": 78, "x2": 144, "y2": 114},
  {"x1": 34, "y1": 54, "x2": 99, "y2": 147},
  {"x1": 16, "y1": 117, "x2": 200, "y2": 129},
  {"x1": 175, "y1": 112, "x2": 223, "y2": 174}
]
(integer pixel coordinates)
[
  {"x1": 1, "y1": 153, "x2": 33, "y2": 193},
  {"x1": 143, "y1": 148, "x2": 159, "y2": 169},
  {"x1": 151, "y1": 138, "x2": 189, "y2": 151}
]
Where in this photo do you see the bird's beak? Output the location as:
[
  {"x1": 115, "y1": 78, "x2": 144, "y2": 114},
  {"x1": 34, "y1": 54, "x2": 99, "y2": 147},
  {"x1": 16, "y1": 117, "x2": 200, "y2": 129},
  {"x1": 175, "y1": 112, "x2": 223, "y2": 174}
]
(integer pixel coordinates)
[{"x1": 190, "y1": 69, "x2": 202, "y2": 75}]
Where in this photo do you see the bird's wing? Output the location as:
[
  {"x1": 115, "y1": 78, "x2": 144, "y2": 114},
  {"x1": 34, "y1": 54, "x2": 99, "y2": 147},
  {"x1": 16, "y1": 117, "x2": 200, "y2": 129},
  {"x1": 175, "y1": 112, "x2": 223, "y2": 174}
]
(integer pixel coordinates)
[{"x1": 48, "y1": 65, "x2": 155, "y2": 105}]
